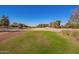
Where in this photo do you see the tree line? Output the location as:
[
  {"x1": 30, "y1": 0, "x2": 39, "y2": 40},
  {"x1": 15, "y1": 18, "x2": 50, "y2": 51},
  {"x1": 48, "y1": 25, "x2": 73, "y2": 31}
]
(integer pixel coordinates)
[
  {"x1": 0, "y1": 15, "x2": 30, "y2": 29},
  {"x1": 0, "y1": 8, "x2": 79, "y2": 29},
  {"x1": 37, "y1": 8, "x2": 79, "y2": 28}
]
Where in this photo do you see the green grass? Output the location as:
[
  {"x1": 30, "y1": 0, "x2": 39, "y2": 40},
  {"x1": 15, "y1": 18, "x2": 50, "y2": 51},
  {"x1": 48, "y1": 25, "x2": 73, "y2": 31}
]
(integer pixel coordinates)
[{"x1": 0, "y1": 31, "x2": 79, "y2": 54}]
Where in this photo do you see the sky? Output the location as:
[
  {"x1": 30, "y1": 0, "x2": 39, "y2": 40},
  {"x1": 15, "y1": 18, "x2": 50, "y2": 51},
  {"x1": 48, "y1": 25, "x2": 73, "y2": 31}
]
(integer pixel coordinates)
[{"x1": 0, "y1": 5, "x2": 77, "y2": 26}]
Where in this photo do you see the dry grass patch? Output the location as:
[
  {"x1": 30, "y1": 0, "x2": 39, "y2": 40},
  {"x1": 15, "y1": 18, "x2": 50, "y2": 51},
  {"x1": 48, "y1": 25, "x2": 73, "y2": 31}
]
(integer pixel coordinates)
[{"x1": 60, "y1": 30, "x2": 79, "y2": 44}]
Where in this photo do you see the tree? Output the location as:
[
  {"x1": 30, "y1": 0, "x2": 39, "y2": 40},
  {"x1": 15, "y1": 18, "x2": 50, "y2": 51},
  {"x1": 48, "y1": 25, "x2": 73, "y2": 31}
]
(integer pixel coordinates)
[
  {"x1": 55, "y1": 20, "x2": 61, "y2": 27},
  {"x1": 50, "y1": 20, "x2": 61, "y2": 28},
  {"x1": 0, "y1": 20, "x2": 1, "y2": 26},
  {"x1": 18, "y1": 23, "x2": 24, "y2": 29},
  {"x1": 61, "y1": 25, "x2": 65, "y2": 28},
  {"x1": 0, "y1": 15, "x2": 10, "y2": 28},
  {"x1": 66, "y1": 8, "x2": 79, "y2": 28},
  {"x1": 37, "y1": 24, "x2": 49, "y2": 28},
  {"x1": 11, "y1": 22, "x2": 19, "y2": 28}
]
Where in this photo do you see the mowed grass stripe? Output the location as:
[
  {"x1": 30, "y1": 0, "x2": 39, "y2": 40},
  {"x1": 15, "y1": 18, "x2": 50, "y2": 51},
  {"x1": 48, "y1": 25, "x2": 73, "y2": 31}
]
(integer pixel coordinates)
[{"x1": 0, "y1": 31, "x2": 79, "y2": 54}]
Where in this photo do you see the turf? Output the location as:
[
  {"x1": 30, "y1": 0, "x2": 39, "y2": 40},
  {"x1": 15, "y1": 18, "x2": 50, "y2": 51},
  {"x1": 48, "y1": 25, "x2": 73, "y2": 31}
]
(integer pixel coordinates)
[{"x1": 0, "y1": 31, "x2": 79, "y2": 54}]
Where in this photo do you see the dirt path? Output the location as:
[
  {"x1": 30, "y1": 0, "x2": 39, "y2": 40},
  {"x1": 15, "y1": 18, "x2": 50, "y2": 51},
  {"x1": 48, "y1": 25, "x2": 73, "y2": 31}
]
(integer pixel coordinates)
[
  {"x1": 0, "y1": 28, "x2": 79, "y2": 43},
  {"x1": 0, "y1": 32, "x2": 22, "y2": 42}
]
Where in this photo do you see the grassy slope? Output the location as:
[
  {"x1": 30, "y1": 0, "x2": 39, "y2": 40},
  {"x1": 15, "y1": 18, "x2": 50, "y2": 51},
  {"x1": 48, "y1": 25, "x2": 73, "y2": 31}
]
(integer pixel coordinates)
[{"x1": 0, "y1": 31, "x2": 79, "y2": 54}]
